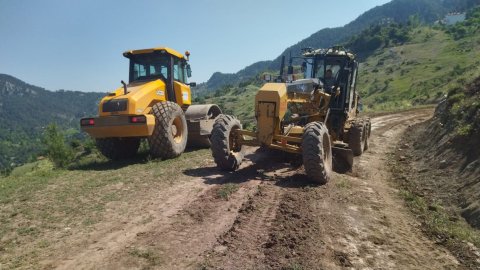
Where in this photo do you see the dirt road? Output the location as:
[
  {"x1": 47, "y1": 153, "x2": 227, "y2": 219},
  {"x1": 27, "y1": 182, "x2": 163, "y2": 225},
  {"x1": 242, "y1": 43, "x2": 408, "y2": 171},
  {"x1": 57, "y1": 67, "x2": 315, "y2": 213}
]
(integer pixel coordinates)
[{"x1": 50, "y1": 109, "x2": 463, "y2": 269}]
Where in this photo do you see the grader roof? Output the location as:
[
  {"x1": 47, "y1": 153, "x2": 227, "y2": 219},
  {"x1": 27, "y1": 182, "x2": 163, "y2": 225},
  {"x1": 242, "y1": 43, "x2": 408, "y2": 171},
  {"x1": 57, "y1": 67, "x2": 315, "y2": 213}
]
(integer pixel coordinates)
[{"x1": 303, "y1": 47, "x2": 355, "y2": 60}]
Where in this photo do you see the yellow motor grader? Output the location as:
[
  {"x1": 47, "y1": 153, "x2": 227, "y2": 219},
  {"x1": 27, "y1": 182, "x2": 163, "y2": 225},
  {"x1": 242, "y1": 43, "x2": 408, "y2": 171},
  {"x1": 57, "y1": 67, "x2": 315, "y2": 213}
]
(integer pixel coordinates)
[
  {"x1": 210, "y1": 47, "x2": 371, "y2": 184},
  {"x1": 81, "y1": 47, "x2": 221, "y2": 160}
]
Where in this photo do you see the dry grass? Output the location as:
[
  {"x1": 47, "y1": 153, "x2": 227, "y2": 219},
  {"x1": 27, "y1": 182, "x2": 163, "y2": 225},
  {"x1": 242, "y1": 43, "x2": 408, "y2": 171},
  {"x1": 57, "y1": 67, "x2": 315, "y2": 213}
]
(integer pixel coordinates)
[{"x1": 0, "y1": 149, "x2": 211, "y2": 269}]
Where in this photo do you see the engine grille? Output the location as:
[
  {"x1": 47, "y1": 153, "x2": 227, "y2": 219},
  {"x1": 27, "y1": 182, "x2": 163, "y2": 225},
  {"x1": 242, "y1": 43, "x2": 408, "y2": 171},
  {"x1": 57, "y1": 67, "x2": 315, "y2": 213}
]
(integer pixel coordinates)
[{"x1": 102, "y1": 99, "x2": 128, "y2": 112}]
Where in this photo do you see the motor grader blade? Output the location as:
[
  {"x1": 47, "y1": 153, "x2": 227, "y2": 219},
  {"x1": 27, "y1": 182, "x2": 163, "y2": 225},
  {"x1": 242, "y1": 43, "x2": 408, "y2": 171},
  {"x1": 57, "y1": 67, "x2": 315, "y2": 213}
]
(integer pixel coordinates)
[{"x1": 332, "y1": 145, "x2": 354, "y2": 173}]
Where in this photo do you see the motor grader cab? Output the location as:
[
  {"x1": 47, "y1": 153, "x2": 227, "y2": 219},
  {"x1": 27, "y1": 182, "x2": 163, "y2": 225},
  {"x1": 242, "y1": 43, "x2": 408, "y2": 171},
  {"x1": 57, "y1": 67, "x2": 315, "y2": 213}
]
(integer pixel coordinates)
[
  {"x1": 210, "y1": 46, "x2": 371, "y2": 184},
  {"x1": 303, "y1": 47, "x2": 365, "y2": 143},
  {"x1": 81, "y1": 47, "x2": 222, "y2": 160}
]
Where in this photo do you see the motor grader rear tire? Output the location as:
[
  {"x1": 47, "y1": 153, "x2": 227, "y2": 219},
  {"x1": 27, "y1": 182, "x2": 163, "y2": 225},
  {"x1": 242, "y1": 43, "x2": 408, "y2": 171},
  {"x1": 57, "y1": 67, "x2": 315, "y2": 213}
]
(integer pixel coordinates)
[
  {"x1": 96, "y1": 137, "x2": 140, "y2": 160},
  {"x1": 302, "y1": 122, "x2": 332, "y2": 184},
  {"x1": 148, "y1": 101, "x2": 188, "y2": 159},
  {"x1": 349, "y1": 121, "x2": 365, "y2": 156},
  {"x1": 210, "y1": 114, "x2": 244, "y2": 171}
]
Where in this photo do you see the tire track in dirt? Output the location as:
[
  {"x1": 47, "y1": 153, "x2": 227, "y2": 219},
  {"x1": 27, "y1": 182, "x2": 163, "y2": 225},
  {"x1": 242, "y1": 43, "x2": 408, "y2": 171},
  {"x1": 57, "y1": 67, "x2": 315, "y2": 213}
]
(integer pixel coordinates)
[
  {"x1": 54, "y1": 148, "x2": 272, "y2": 270},
  {"x1": 202, "y1": 108, "x2": 462, "y2": 270},
  {"x1": 55, "y1": 109, "x2": 463, "y2": 269},
  {"x1": 54, "y1": 177, "x2": 213, "y2": 270},
  {"x1": 106, "y1": 179, "x2": 263, "y2": 269},
  {"x1": 203, "y1": 175, "x2": 291, "y2": 269}
]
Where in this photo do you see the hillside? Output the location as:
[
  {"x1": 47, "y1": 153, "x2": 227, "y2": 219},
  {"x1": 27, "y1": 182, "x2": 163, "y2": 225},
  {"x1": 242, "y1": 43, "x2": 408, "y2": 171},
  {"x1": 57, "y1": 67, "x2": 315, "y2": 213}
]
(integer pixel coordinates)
[
  {"x1": 201, "y1": 0, "x2": 480, "y2": 93},
  {"x1": 0, "y1": 74, "x2": 104, "y2": 170},
  {"x1": 430, "y1": 76, "x2": 480, "y2": 227},
  {"x1": 388, "y1": 76, "x2": 480, "y2": 265},
  {"x1": 358, "y1": 7, "x2": 480, "y2": 110},
  {"x1": 201, "y1": 7, "x2": 480, "y2": 126}
]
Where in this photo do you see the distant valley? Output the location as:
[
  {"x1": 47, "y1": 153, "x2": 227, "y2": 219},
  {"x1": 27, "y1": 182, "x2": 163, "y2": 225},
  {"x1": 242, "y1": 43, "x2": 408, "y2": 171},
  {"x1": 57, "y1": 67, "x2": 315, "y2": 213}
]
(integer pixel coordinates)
[{"x1": 0, "y1": 74, "x2": 103, "y2": 169}]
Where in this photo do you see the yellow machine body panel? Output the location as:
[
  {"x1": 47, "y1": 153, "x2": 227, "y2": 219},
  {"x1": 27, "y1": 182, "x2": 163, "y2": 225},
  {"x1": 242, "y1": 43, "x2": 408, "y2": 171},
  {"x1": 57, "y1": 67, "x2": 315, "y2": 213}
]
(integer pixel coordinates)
[
  {"x1": 99, "y1": 79, "x2": 167, "y2": 117},
  {"x1": 255, "y1": 83, "x2": 288, "y2": 118},
  {"x1": 174, "y1": 81, "x2": 192, "y2": 107},
  {"x1": 81, "y1": 115, "x2": 155, "y2": 138},
  {"x1": 254, "y1": 83, "x2": 288, "y2": 145},
  {"x1": 83, "y1": 78, "x2": 193, "y2": 138}
]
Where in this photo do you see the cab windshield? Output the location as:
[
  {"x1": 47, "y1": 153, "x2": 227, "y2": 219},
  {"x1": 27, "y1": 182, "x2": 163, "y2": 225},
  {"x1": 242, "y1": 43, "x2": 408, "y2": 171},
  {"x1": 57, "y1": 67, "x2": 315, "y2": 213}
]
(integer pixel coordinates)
[
  {"x1": 305, "y1": 58, "x2": 341, "y2": 83},
  {"x1": 129, "y1": 54, "x2": 170, "y2": 83}
]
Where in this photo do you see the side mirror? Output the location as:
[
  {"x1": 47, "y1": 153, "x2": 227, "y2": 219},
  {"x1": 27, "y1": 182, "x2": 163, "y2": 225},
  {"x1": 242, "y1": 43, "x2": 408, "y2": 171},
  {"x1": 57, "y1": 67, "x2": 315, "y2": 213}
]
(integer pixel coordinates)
[
  {"x1": 188, "y1": 82, "x2": 197, "y2": 87},
  {"x1": 263, "y1": 74, "x2": 272, "y2": 82},
  {"x1": 186, "y1": 64, "x2": 192, "y2": 78}
]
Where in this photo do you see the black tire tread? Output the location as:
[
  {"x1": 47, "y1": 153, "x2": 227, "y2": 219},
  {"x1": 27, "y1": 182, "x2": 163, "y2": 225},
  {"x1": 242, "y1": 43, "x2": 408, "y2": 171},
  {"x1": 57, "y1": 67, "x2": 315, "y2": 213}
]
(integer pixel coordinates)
[
  {"x1": 210, "y1": 114, "x2": 243, "y2": 171},
  {"x1": 349, "y1": 120, "x2": 365, "y2": 156},
  {"x1": 302, "y1": 122, "x2": 332, "y2": 184},
  {"x1": 364, "y1": 118, "x2": 371, "y2": 151},
  {"x1": 148, "y1": 101, "x2": 188, "y2": 159}
]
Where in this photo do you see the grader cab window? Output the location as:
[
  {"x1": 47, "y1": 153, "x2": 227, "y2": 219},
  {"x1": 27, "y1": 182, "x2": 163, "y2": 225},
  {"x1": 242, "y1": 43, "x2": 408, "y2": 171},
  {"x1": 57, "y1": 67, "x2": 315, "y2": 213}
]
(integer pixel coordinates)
[{"x1": 315, "y1": 59, "x2": 325, "y2": 80}]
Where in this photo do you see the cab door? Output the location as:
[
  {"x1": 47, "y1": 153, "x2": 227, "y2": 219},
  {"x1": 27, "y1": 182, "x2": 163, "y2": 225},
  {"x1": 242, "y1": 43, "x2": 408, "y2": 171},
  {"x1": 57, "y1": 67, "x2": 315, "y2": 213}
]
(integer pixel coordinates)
[{"x1": 173, "y1": 58, "x2": 192, "y2": 107}]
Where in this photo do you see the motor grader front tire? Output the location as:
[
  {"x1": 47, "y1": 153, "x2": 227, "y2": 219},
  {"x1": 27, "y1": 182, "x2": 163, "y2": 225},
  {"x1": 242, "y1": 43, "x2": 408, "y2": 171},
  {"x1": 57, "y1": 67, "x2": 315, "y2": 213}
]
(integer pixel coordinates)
[
  {"x1": 148, "y1": 101, "x2": 188, "y2": 159},
  {"x1": 366, "y1": 118, "x2": 372, "y2": 139},
  {"x1": 364, "y1": 119, "x2": 372, "y2": 151},
  {"x1": 210, "y1": 115, "x2": 244, "y2": 171},
  {"x1": 302, "y1": 122, "x2": 332, "y2": 184},
  {"x1": 349, "y1": 120, "x2": 366, "y2": 156},
  {"x1": 96, "y1": 137, "x2": 140, "y2": 160}
]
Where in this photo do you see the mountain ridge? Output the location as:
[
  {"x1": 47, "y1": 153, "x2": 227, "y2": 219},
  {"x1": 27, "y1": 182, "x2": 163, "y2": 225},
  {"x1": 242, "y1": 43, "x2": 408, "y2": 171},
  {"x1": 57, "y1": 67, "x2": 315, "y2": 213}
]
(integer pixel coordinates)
[
  {"x1": 202, "y1": 0, "x2": 480, "y2": 92},
  {"x1": 0, "y1": 73, "x2": 104, "y2": 169}
]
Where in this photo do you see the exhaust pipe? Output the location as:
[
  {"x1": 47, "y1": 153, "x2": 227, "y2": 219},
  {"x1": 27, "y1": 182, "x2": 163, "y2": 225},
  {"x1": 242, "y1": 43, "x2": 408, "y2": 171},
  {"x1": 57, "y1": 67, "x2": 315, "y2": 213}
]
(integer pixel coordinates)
[{"x1": 121, "y1": 80, "x2": 128, "y2": 95}]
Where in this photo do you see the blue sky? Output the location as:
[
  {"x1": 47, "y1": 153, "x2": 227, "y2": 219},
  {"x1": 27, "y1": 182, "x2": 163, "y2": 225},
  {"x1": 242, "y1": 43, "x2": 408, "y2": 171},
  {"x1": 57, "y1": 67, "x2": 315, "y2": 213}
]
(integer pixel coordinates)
[{"x1": 0, "y1": 0, "x2": 390, "y2": 92}]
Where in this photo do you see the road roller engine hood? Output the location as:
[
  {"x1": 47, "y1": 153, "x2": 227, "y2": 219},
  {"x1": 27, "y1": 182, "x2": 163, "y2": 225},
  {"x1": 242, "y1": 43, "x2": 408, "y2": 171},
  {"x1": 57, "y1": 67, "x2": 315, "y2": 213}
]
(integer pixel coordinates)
[{"x1": 98, "y1": 79, "x2": 190, "y2": 117}]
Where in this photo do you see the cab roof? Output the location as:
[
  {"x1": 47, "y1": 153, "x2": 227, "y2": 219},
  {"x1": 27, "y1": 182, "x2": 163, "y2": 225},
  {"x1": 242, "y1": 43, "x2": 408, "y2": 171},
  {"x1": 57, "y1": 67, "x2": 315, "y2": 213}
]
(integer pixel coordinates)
[
  {"x1": 123, "y1": 47, "x2": 185, "y2": 59},
  {"x1": 303, "y1": 46, "x2": 355, "y2": 60}
]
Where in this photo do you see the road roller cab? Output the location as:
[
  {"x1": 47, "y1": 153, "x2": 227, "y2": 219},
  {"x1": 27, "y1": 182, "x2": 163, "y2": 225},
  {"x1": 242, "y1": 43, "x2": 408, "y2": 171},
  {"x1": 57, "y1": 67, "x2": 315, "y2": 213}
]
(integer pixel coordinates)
[{"x1": 81, "y1": 47, "x2": 222, "y2": 160}]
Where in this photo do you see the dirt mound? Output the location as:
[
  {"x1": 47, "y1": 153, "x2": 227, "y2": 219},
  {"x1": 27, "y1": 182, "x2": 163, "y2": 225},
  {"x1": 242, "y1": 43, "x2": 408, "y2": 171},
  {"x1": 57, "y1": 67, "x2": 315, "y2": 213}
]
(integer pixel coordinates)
[
  {"x1": 389, "y1": 81, "x2": 480, "y2": 267},
  {"x1": 419, "y1": 120, "x2": 480, "y2": 228},
  {"x1": 409, "y1": 77, "x2": 480, "y2": 228}
]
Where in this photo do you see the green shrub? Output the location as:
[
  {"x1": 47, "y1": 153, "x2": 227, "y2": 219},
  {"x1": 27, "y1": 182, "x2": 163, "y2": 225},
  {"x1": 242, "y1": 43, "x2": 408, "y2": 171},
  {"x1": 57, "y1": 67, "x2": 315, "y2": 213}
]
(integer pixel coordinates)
[
  {"x1": 456, "y1": 124, "x2": 473, "y2": 136},
  {"x1": 42, "y1": 124, "x2": 74, "y2": 168}
]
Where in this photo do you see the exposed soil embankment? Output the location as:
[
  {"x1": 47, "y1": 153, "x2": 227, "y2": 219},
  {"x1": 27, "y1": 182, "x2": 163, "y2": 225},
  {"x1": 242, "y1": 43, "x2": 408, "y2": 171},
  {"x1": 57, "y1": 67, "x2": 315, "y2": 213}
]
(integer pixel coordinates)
[
  {"x1": 401, "y1": 77, "x2": 480, "y2": 228},
  {"x1": 390, "y1": 77, "x2": 480, "y2": 267}
]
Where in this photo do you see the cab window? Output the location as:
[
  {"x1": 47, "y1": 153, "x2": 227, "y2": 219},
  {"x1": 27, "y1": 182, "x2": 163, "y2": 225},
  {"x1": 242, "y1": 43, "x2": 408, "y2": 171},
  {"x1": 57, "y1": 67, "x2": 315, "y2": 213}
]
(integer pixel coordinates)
[
  {"x1": 129, "y1": 53, "x2": 169, "y2": 83},
  {"x1": 173, "y1": 58, "x2": 186, "y2": 83}
]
